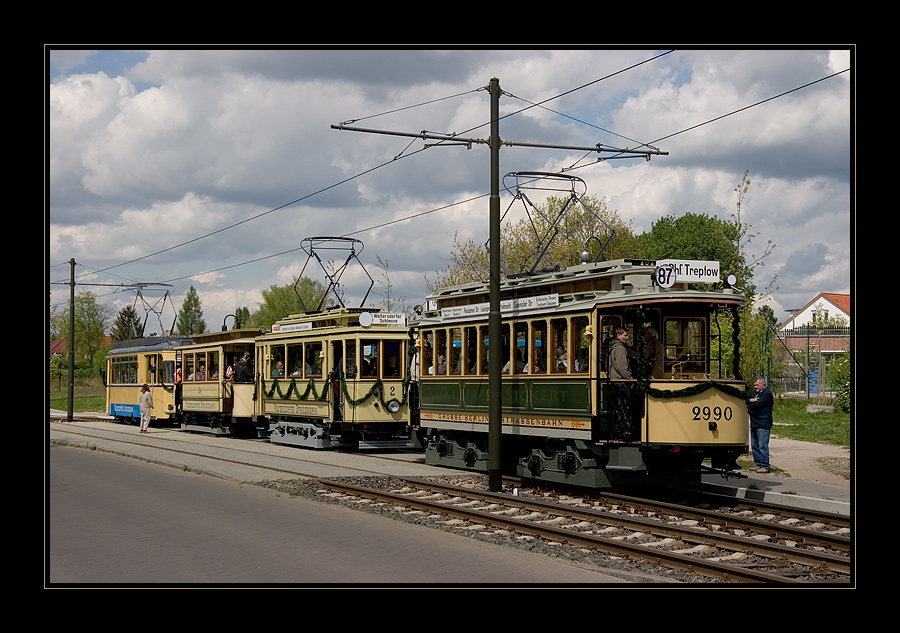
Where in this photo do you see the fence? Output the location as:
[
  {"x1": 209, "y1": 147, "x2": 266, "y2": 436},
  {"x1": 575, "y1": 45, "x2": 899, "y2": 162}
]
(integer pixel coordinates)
[{"x1": 770, "y1": 326, "x2": 850, "y2": 397}]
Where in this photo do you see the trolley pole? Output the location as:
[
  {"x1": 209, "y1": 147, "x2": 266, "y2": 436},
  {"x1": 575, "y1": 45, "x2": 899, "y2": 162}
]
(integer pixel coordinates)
[{"x1": 487, "y1": 78, "x2": 503, "y2": 492}]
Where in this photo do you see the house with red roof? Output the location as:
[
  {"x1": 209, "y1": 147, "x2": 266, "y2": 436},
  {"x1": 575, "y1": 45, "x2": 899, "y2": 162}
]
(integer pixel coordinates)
[
  {"x1": 779, "y1": 292, "x2": 851, "y2": 330},
  {"x1": 775, "y1": 292, "x2": 851, "y2": 393}
]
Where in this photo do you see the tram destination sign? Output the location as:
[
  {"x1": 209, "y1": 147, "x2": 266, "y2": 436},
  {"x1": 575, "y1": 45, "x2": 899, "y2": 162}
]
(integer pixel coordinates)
[
  {"x1": 441, "y1": 294, "x2": 559, "y2": 320},
  {"x1": 656, "y1": 259, "x2": 721, "y2": 284},
  {"x1": 359, "y1": 312, "x2": 408, "y2": 328},
  {"x1": 271, "y1": 322, "x2": 313, "y2": 334}
]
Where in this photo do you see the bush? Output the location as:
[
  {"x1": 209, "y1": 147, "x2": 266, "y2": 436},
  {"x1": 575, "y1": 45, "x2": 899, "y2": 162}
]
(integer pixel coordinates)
[{"x1": 827, "y1": 354, "x2": 851, "y2": 413}]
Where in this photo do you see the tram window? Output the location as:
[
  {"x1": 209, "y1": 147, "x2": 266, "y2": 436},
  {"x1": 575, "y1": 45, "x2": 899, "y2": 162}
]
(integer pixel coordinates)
[
  {"x1": 504, "y1": 322, "x2": 527, "y2": 374},
  {"x1": 184, "y1": 354, "x2": 195, "y2": 381},
  {"x1": 572, "y1": 316, "x2": 590, "y2": 373},
  {"x1": 345, "y1": 340, "x2": 358, "y2": 378},
  {"x1": 270, "y1": 346, "x2": 285, "y2": 377},
  {"x1": 111, "y1": 355, "x2": 138, "y2": 384},
  {"x1": 383, "y1": 341, "x2": 402, "y2": 378},
  {"x1": 184, "y1": 352, "x2": 208, "y2": 380},
  {"x1": 530, "y1": 320, "x2": 547, "y2": 373},
  {"x1": 144, "y1": 354, "x2": 157, "y2": 384},
  {"x1": 361, "y1": 339, "x2": 379, "y2": 377},
  {"x1": 208, "y1": 351, "x2": 219, "y2": 379},
  {"x1": 195, "y1": 353, "x2": 209, "y2": 380},
  {"x1": 464, "y1": 326, "x2": 477, "y2": 375},
  {"x1": 450, "y1": 328, "x2": 462, "y2": 374},
  {"x1": 163, "y1": 360, "x2": 175, "y2": 383},
  {"x1": 664, "y1": 318, "x2": 707, "y2": 375},
  {"x1": 287, "y1": 344, "x2": 304, "y2": 377},
  {"x1": 501, "y1": 324, "x2": 510, "y2": 371},
  {"x1": 305, "y1": 342, "x2": 323, "y2": 376},
  {"x1": 424, "y1": 331, "x2": 434, "y2": 375},
  {"x1": 435, "y1": 329, "x2": 448, "y2": 375},
  {"x1": 478, "y1": 325, "x2": 489, "y2": 375},
  {"x1": 551, "y1": 318, "x2": 568, "y2": 373}
]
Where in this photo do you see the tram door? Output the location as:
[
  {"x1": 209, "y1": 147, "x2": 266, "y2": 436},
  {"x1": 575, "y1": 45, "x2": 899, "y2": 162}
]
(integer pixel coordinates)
[{"x1": 222, "y1": 347, "x2": 233, "y2": 415}]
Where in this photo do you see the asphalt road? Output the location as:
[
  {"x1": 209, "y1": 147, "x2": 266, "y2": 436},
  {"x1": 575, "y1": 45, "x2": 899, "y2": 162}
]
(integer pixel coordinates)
[{"x1": 47, "y1": 444, "x2": 634, "y2": 586}]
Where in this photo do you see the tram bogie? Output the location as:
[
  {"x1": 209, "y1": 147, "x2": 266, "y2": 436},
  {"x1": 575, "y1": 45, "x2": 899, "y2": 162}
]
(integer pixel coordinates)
[
  {"x1": 105, "y1": 336, "x2": 195, "y2": 427},
  {"x1": 414, "y1": 258, "x2": 750, "y2": 488}
]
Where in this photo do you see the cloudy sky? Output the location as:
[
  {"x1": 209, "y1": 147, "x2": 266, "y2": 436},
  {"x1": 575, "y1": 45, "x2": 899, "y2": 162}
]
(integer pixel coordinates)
[{"x1": 47, "y1": 47, "x2": 853, "y2": 334}]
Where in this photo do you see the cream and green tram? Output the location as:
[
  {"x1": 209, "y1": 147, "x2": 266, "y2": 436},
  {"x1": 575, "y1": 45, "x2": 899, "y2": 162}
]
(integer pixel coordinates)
[
  {"x1": 415, "y1": 258, "x2": 749, "y2": 488},
  {"x1": 259, "y1": 308, "x2": 413, "y2": 449},
  {"x1": 106, "y1": 336, "x2": 195, "y2": 426},
  {"x1": 176, "y1": 329, "x2": 262, "y2": 436}
]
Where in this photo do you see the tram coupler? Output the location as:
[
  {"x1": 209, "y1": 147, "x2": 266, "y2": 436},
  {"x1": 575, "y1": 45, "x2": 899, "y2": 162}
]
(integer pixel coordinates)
[{"x1": 701, "y1": 464, "x2": 748, "y2": 480}]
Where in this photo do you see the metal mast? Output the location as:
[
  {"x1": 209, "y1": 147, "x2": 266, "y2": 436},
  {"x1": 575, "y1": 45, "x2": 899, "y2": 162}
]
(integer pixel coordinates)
[{"x1": 333, "y1": 77, "x2": 666, "y2": 491}]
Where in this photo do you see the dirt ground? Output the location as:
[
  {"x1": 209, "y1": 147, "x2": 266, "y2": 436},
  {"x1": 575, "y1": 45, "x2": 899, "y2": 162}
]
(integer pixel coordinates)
[{"x1": 767, "y1": 437, "x2": 851, "y2": 485}]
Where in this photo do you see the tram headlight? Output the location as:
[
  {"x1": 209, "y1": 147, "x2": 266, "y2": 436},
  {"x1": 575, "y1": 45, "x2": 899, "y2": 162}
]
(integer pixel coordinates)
[{"x1": 387, "y1": 400, "x2": 400, "y2": 413}]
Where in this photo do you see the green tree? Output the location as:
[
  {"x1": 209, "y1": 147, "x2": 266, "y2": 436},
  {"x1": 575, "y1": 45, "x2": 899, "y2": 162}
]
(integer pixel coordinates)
[
  {"x1": 53, "y1": 291, "x2": 113, "y2": 376},
  {"x1": 245, "y1": 277, "x2": 326, "y2": 330},
  {"x1": 236, "y1": 306, "x2": 251, "y2": 329},
  {"x1": 110, "y1": 305, "x2": 143, "y2": 341},
  {"x1": 637, "y1": 212, "x2": 743, "y2": 281},
  {"x1": 175, "y1": 286, "x2": 207, "y2": 335},
  {"x1": 427, "y1": 194, "x2": 638, "y2": 292}
]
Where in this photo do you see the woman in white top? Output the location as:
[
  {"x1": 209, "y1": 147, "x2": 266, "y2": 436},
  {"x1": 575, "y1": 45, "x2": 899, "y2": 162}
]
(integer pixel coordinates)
[{"x1": 139, "y1": 383, "x2": 154, "y2": 433}]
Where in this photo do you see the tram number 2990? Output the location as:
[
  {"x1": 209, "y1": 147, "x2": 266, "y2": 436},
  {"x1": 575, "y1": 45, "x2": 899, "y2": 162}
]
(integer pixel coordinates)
[{"x1": 692, "y1": 405, "x2": 734, "y2": 421}]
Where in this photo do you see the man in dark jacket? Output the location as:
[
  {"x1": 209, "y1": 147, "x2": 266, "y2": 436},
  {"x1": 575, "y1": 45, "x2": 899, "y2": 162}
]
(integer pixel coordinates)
[
  {"x1": 747, "y1": 376, "x2": 774, "y2": 473},
  {"x1": 610, "y1": 328, "x2": 635, "y2": 441}
]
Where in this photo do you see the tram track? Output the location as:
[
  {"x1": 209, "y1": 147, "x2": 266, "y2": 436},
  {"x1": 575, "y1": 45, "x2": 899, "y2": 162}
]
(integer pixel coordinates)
[
  {"x1": 50, "y1": 420, "x2": 852, "y2": 583},
  {"x1": 543, "y1": 487, "x2": 852, "y2": 554},
  {"x1": 312, "y1": 477, "x2": 851, "y2": 584}
]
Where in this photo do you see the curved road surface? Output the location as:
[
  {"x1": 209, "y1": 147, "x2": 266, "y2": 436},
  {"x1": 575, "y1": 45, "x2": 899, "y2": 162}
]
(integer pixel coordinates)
[{"x1": 48, "y1": 444, "x2": 639, "y2": 585}]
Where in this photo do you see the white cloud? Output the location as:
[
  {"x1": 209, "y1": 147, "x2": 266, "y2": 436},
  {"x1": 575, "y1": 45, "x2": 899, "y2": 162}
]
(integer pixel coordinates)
[{"x1": 48, "y1": 47, "x2": 853, "y2": 329}]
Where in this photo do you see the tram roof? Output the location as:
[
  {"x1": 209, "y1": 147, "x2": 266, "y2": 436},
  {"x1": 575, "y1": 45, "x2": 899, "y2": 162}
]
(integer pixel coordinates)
[
  {"x1": 417, "y1": 258, "x2": 744, "y2": 325},
  {"x1": 266, "y1": 307, "x2": 409, "y2": 336},
  {"x1": 185, "y1": 328, "x2": 266, "y2": 347},
  {"x1": 108, "y1": 336, "x2": 195, "y2": 356}
]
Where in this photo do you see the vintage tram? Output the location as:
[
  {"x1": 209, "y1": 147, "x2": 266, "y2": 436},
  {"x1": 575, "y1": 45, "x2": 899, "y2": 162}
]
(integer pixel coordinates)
[
  {"x1": 413, "y1": 257, "x2": 749, "y2": 488},
  {"x1": 261, "y1": 308, "x2": 414, "y2": 448},
  {"x1": 177, "y1": 328, "x2": 263, "y2": 436},
  {"x1": 105, "y1": 336, "x2": 195, "y2": 426}
]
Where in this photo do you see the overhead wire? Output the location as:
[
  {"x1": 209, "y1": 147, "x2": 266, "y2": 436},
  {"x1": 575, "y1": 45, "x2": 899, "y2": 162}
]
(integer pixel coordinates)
[
  {"x1": 51, "y1": 55, "x2": 850, "y2": 296},
  {"x1": 54, "y1": 53, "x2": 674, "y2": 288}
]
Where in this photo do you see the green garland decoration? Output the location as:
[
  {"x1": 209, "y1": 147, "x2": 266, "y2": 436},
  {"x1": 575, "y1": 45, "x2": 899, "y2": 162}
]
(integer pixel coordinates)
[
  {"x1": 637, "y1": 378, "x2": 750, "y2": 400},
  {"x1": 340, "y1": 372, "x2": 410, "y2": 410},
  {"x1": 260, "y1": 376, "x2": 330, "y2": 401},
  {"x1": 259, "y1": 373, "x2": 410, "y2": 411}
]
